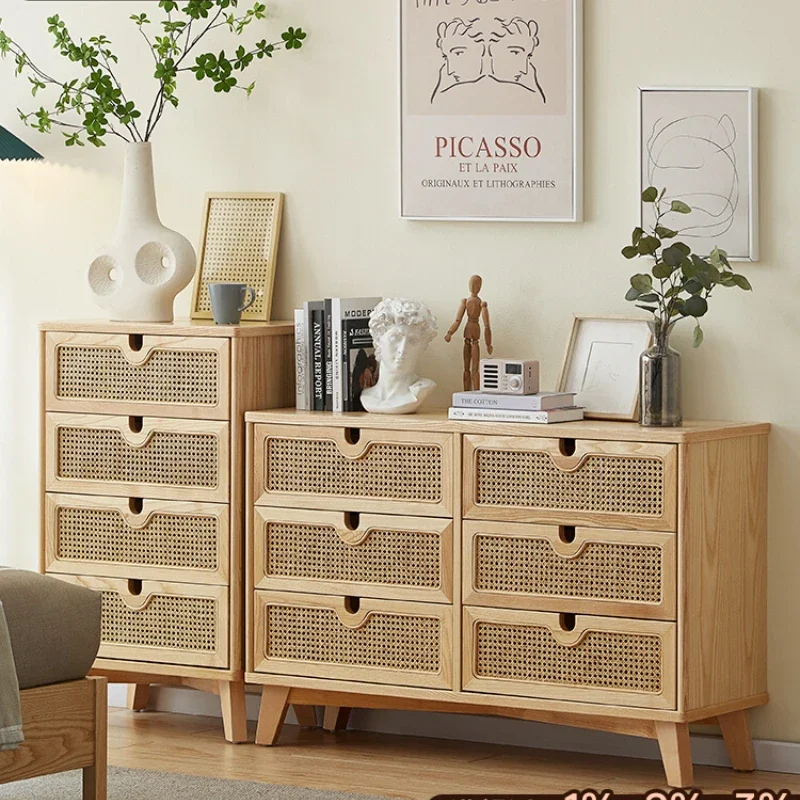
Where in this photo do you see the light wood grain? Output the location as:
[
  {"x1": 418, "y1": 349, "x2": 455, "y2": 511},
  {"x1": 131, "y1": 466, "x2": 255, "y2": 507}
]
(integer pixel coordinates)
[
  {"x1": 656, "y1": 722, "x2": 693, "y2": 788},
  {"x1": 244, "y1": 407, "x2": 770, "y2": 444},
  {"x1": 90, "y1": 659, "x2": 243, "y2": 684},
  {"x1": 83, "y1": 676, "x2": 108, "y2": 800},
  {"x1": 219, "y1": 681, "x2": 248, "y2": 744},
  {"x1": 255, "y1": 685, "x2": 290, "y2": 746},
  {"x1": 44, "y1": 494, "x2": 230, "y2": 585},
  {"x1": 718, "y1": 710, "x2": 756, "y2": 771},
  {"x1": 126, "y1": 684, "x2": 149, "y2": 712},
  {"x1": 322, "y1": 706, "x2": 351, "y2": 732},
  {"x1": 678, "y1": 435, "x2": 769, "y2": 711},
  {"x1": 463, "y1": 434, "x2": 678, "y2": 531},
  {"x1": 292, "y1": 706, "x2": 319, "y2": 728},
  {"x1": 463, "y1": 520, "x2": 676, "y2": 619},
  {"x1": 44, "y1": 331, "x2": 231, "y2": 419},
  {"x1": 253, "y1": 507, "x2": 453, "y2": 604},
  {"x1": 39, "y1": 319, "x2": 294, "y2": 338}
]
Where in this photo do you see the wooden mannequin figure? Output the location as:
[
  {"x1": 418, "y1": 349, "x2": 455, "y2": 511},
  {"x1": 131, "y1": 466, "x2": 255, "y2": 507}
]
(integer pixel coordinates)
[{"x1": 444, "y1": 274, "x2": 493, "y2": 391}]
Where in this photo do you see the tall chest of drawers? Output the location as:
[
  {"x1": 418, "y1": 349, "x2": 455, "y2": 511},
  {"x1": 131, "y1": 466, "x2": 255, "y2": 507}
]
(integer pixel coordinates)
[
  {"x1": 244, "y1": 409, "x2": 769, "y2": 787},
  {"x1": 40, "y1": 319, "x2": 294, "y2": 742}
]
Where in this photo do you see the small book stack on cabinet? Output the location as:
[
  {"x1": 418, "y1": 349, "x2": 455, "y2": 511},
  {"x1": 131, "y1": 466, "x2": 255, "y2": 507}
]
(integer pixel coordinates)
[
  {"x1": 244, "y1": 409, "x2": 768, "y2": 787},
  {"x1": 40, "y1": 319, "x2": 294, "y2": 742}
]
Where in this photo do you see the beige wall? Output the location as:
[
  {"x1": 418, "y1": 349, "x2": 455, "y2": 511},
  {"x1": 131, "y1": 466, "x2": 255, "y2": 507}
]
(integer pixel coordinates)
[{"x1": 0, "y1": 0, "x2": 797, "y2": 742}]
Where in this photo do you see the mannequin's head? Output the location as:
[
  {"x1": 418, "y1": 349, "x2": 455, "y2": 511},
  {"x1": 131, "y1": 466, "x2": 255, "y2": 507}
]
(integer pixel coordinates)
[{"x1": 468, "y1": 274, "x2": 482, "y2": 295}]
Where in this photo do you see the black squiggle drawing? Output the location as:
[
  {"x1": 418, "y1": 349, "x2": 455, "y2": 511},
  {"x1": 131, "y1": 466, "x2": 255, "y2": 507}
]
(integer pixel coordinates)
[{"x1": 645, "y1": 113, "x2": 739, "y2": 240}]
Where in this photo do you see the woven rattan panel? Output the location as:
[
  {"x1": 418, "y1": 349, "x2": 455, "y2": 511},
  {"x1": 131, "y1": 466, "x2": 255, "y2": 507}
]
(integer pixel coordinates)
[
  {"x1": 266, "y1": 605, "x2": 441, "y2": 672},
  {"x1": 57, "y1": 427, "x2": 219, "y2": 488},
  {"x1": 475, "y1": 621, "x2": 662, "y2": 693},
  {"x1": 266, "y1": 438, "x2": 443, "y2": 502},
  {"x1": 196, "y1": 197, "x2": 278, "y2": 317},
  {"x1": 57, "y1": 506, "x2": 218, "y2": 571},
  {"x1": 266, "y1": 522, "x2": 441, "y2": 589},
  {"x1": 56, "y1": 346, "x2": 219, "y2": 406},
  {"x1": 101, "y1": 592, "x2": 217, "y2": 652},
  {"x1": 476, "y1": 450, "x2": 664, "y2": 516},
  {"x1": 475, "y1": 535, "x2": 662, "y2": 603}
]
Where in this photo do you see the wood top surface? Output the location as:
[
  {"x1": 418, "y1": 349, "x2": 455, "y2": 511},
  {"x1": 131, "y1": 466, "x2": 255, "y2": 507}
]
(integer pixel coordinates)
[
  {"x1": 39, "y1": 318, "x2": 294, "y2": 338},
  {"x1": 245, "y1": 408, "x2": 770, "y2": 443}
]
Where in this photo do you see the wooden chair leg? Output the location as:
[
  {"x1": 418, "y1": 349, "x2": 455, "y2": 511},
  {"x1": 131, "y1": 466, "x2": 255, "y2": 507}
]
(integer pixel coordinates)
[
  {"x1": 219, "y1": 681, "x2": 248, "y2": 744},
  {"x1": 292, "y1": 705, "x2": 318, "y2": 728},
  {"x1": 656, "y1": 722, "x2": 693, "y2": 788},
  {"x1": 719, "y1": 710, "x2": 756, "y2": 771},
  {"x1": 126, "y1": 683, "x2": 149, "y2": 712},
  {"x1": 323, "y1": 706, "x2": 352, "y2": 732},
  {"x1": 83, "y1": 676, "x2": 108, "y2": 800},
  {"x1": 256, "y1": 686, "x2": 290, "y2": 746}
]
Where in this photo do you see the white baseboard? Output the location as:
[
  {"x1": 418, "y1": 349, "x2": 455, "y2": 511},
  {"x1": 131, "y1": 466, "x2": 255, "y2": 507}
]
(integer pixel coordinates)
[{"x1": 108, "y1": 685, "x2": 800, "y2": 775}]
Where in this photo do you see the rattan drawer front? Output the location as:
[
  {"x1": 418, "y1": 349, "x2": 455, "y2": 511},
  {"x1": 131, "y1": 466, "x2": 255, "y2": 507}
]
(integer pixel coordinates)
[
  {"x1": 45, "y1": 332, "x2": 230, "y2": 419},
  {"x1": 464, "y1": 435, "x2": 677, "y2": 531},
  {"x1": 54, "y1": 575, "x2": 228, "y2": 669},
  {"x1": 463, "y1": 606, "x2": 676, "y2": 709},
  {"x1": 254, "y1": 508, "x2": 453, "y2": 603},
  {"x1": 254, "y1": 591, "x2": 453, "y2": 689},
  {"x1": 253, "y1": 424, "x2": 454, "y2": 516},
  {"x1": 45, "y1": 494, "x2": 229, "y2": 585},
  {"x1": 463, "y1": 521, "x2": 676, "y2": 620},
  {"x1": 45, "y1": 414, "x2": 229, "y2": 502}
]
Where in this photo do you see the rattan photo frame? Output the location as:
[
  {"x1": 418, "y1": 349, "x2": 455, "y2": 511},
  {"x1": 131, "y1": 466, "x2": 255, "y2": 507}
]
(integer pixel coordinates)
[{"x1": 190, "y1": 192, "x2": 284, "y2": 322}]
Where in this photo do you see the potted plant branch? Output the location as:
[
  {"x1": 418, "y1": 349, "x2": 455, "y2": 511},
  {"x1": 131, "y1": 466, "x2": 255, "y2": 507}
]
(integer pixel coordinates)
[
  {"x1": 623, "y1": 186, "x2": 752, "y2": 426},
  {"x1": 0, "y1": 1, "x2": 306, "y2": 321}
]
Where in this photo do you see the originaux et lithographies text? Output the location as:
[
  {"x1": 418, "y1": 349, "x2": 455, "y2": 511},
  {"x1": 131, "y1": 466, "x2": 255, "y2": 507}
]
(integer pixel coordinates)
[{"x1": 401, "y1": 0, "x2": 581, "y2": 220}]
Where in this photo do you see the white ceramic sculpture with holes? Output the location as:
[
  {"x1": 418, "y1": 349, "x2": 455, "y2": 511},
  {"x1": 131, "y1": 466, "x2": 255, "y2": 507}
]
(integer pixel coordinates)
[{"x1": 88, "y1": 142, "x2": 196, "y2": 322}]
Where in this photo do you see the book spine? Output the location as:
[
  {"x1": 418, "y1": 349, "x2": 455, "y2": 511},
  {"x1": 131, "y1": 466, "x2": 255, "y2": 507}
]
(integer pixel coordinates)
[
  {"x1": 293, "y1": 309, "x2": 307, "y2": 410},
  {"x1": 331, "y1": 299, "x2": 342, "y2": 412},
  {"x1": 448, "y1": 407, "x2": 583, "y2": 424},
  {"x1": 311, "y1": 308, "x2": 325, "y2": 411},
  {"x1": 302, "y1": 302, "x2": 314, "y2": 410},
  {"x1": 323, "y1": 299, "x2": 333, "y2": 412}
]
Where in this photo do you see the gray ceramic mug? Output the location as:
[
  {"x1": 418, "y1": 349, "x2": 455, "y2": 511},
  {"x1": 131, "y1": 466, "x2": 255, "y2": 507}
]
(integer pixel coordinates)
[{"x1": 208, "y1": 282, "x2": 257, "y2": 324}]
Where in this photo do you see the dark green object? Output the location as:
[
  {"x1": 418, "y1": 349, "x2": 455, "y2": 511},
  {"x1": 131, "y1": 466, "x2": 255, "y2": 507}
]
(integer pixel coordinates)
[{"x1": 0, "y1": 124, "x2": 42, "y2": 161}]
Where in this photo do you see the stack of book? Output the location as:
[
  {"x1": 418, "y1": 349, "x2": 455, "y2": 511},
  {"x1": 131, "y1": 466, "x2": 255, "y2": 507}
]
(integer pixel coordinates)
[
  {"x1": 448, "y1": 390, "x2": 585, "y2": 424},
  {"x1": 294, "y1": 297, "x2": 381, "y2": 412}
]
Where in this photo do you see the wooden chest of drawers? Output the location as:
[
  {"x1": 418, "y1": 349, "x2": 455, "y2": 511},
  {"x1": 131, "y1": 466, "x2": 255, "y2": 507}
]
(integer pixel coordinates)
[
  {"x1": 40, "y1": 319, "x2": 294, "y2": 742},
  {"x1": 244, "y1": 409, "x2": 768, "y2": 787}
]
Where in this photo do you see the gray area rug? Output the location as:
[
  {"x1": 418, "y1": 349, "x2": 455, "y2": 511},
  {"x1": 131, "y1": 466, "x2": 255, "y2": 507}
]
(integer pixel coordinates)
[{"x1": 0, "y1": 766, "x2": 389, "y2": 799}]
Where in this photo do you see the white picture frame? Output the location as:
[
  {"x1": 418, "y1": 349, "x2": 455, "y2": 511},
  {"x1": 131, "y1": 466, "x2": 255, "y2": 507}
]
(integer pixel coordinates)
[
  {"x1": 399, "y1": 0, "x2": 583, "y2": 222},
  {"x1": 557, "y1": 315, "x2": 653, "y2": 422},
  {"x1": 638, "y1": 87, "x2": 759, "y2": 262}
]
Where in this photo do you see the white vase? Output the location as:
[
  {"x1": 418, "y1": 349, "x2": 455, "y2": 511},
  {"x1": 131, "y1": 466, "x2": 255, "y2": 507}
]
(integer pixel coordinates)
[{"x1": 88, "y1": 142, "x2": 196, "y2": 323}]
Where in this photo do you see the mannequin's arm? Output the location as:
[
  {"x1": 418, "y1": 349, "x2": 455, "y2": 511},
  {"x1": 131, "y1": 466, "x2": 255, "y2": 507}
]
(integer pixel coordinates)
[
  {"x1": 481, "y1": 302, "x2": 493, "y2": 355},
  {"x1": 444, "y1": 299, "x2": 467, "y2": 342}
]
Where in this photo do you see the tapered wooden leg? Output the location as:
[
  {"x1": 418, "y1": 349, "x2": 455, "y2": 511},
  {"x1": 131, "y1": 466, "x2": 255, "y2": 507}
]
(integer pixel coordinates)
[
  {"x1": 292, "y1": 705, "x2": 318, "y2": 728},
  {"x1": 656, "y1": 722, "x2": 693, "y2": 788},
  {"x1": 718, "y1": 710, "x2": 756, "y2": 771},
  {"x1": 256, "y1": 686, "x2": 291, "y2": 746},
  {"x1": 126, "y1": 683, "x2": 149, "y2": 712},
  {"x1": 83, "y1": 676, "x2": 107, "y2": 800},
  {"x1": 323, "y1": 706, "x2": 352, "y2": 732},
  {"x1": 219, "y1": 681, "x2": 248, "y2": 744}
]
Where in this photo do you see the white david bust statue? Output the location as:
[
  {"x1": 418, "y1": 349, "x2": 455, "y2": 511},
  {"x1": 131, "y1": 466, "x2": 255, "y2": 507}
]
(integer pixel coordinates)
[{"x1": 361, "y1": 298, "x2": 438, "y2": 415}]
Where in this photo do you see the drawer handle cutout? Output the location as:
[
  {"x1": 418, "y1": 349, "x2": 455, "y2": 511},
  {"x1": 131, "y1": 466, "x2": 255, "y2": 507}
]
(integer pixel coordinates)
[
  {"x1": 344, "y1": 511, "x2": 360, "y2": 531},
  {"x1": 128, "y1": 416, "x2": 143, "y2": 434},
  {"x1": 344, "y1": 428, "x2": 361, "y2": 446},
  {"x1": 128, "y1": 334, "x2": 144, "y2": 352},
  {"x1": 343, "y1": 596, "x2": 361, "y2": 615},
  {"x1": 558, "y1": 525, "x2": 576, "y2": 544},
  {"x1": 559, "y1": 438, "x2": 576, "y2": 457},
  {"x1": 559, "y1": 612, "x2": 576, "y2": 632},
  {"x1": 128, "y1": 579, "x2": 143, "y2": 597},
  {"x1": 128, "y1": 498, "x2": 143, "y2": 515}
]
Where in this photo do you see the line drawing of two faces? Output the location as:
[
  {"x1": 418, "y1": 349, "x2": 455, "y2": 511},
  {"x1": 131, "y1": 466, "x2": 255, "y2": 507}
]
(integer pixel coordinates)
[{"x1": 431, "y1": 16, "x2": 546, "y2": 105}]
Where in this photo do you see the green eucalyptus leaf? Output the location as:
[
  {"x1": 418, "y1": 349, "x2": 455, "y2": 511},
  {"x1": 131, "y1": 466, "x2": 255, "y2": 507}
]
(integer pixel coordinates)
[
  {"x1": 652, "y1": 262, "x2": 673, "y2": 279},
  {"x1": 683, "y1": 278, "x2": 704, "y2": 295},
  {"x1": 734, "y1": 274, "x2": 753, "y2": 291},
  {"x1": 622, "y1": 245, "x2": 638, "y2": 259},
  {"x1": 638, "y1": 236, "x2": 661, "y2": 256},
  {"x1": 692, "y1": 325, "x2": 704, "y2": 348},
  {"x1": 641, "y1": 186, "x2": 658, "y2": 203},
  {"x1": 671, "y1": 200, "x2": 692, "y2": 214},
  {"x1": 632, "y1": 227, "x2": 644, "y2": 245},
  {"x1": 631, "y1": 273, "x2": 653, "y2": 293},
  {"x1": 655, "y1": 226, "x2": 678, "y2": 239},
  {"x1": 638, "y1": 293, "x2": 659, "y2": 302},
  {"x1": 684, "y1": 295, "x2": 709, "y2": 318},
  {"x1": 625, "y1": 287, "x2": 641, "y2": 302},
  {"x1": 661, "y1": 245, "x2": 685, "y2": 268},
  {"x1": 636, "y1": 305, "x2": 658, "y2": 313}
]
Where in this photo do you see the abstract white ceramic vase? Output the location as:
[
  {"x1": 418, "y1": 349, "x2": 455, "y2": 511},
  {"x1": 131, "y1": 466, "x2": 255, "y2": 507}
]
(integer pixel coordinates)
[{"x1": 88, "y1": 142, "x2": 196, "y2": 322}]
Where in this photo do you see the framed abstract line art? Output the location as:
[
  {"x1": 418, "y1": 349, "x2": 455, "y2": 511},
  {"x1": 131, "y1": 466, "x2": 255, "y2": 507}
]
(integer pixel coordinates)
[
  {"x1": 400, "y1": 0, "x2": 583, "y2": 222},
  {"x1": 190, "y1": 192, "x2": 284, "y2": 322},
  {"x1": 557, "y1": 315, "x2": 653, "y2": 422},
  {"x1": 639, "y1": 87, "x2": 759, "y2": 262}
]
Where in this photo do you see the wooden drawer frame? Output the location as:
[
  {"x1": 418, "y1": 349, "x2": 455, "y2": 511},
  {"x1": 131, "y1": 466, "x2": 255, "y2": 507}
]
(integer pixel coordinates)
[
  {"x1": 55, "y1": 575, "x2": 229, "y2": 669},
  {"x1": 45, "y1": 494, "x2": 230, "y2": 585},
  {"x1": 45, "y1": 331, "x2": 230, "y2": 420},
  {"x1": 253, "y1": 424, "x2": 454, "y2": 516},
  {"x1": 463, "y1": 520, "x2": 676, "y2": 620},
  {"x1": 45, "y1": 413, "x2": 230, "y2": 503},
  {"x1": 254, "y1": 591, "x2": 453, "y2": 690},
  {"x1": 463, "y1": 606, "x2": 676, "y2": 710},
  {"x1": 463, "y1": 435, "x2": 678, "y2": 531},
  {"x1": 254, "y1": 507, "x2": 453, "y2": 603}
]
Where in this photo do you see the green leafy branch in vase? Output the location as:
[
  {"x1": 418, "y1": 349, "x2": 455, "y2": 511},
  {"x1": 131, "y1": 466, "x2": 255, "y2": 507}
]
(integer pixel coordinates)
[
  {"x1": 0, "y1": 0, "x2": 306, "y2": 146},
  {"x1": 623, "y1": 186, "x2": 752, "y2": 348}
]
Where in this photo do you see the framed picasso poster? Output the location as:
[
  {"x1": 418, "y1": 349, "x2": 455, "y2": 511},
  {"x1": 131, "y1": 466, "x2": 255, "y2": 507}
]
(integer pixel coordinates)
[{"x1": 400, "y1": 0, "x2": 583, "y2": 222}]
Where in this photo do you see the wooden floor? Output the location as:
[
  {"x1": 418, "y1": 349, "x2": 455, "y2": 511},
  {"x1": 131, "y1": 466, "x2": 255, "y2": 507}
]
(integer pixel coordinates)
[{"x1": 107, "y1": 708, "x2": 800, "y2": 798}]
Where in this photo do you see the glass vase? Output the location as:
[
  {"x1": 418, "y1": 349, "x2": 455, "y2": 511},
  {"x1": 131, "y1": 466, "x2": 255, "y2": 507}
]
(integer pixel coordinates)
[{"x1": 639, "y1": 321, "x2": 682, "y2": 427}]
